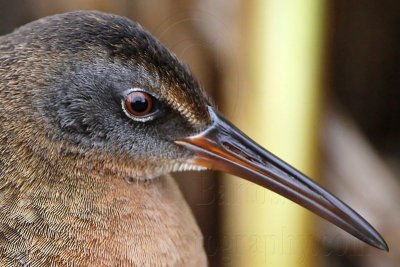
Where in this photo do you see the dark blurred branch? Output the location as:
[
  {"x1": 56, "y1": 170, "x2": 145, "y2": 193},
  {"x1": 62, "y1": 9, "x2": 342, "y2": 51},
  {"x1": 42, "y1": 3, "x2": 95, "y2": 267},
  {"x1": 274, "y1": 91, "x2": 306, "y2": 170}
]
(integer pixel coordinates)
[{"x1": 321, "y1": 105, "x2": 400, "y2": 267}]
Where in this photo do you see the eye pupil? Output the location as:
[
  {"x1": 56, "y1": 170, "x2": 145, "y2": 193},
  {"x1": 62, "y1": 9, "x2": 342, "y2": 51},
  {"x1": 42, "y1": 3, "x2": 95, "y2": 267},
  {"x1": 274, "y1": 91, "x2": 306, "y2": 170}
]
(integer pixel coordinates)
[
  {"x1": 130, "y1": 95, "x2": 148, "y2": 113},
  {"x1": 124, "y1": 91, "x2": 154, "y2": 118}
]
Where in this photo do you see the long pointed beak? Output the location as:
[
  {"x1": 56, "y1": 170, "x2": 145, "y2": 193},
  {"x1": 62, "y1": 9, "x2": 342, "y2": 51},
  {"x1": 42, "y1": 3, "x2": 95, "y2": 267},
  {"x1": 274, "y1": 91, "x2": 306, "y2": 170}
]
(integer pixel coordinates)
[{"x1": 175, "y1": 106, "x2": 388, "y2": 251}]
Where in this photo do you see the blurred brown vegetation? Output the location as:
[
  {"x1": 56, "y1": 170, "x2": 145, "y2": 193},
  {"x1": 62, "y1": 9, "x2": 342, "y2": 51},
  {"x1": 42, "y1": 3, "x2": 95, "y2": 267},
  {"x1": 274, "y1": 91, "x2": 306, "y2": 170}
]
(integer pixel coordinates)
[{"x1": 0, "y1": 1, "x2": 399, "y2": 266}]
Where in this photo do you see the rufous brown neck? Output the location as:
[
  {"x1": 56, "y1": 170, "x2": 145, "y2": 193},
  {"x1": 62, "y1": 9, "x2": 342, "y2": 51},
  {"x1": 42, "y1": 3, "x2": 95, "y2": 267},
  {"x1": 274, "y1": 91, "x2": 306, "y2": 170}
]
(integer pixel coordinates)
[{"x1": 0, "y1": 125, "x2": 206, "y2": 266}]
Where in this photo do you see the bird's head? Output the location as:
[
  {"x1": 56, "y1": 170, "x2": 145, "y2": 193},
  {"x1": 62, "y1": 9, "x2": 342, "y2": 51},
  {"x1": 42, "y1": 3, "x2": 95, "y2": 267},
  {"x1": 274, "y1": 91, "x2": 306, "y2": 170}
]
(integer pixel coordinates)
[{"x1": 4, "y1": 11, "x2": 387, "y2": 251}]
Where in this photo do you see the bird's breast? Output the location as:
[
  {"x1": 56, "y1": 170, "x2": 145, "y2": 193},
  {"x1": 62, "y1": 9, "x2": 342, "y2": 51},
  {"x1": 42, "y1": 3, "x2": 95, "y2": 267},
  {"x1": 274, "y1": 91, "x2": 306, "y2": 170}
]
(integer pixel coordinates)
[{"x1": 0, "y1": 173, "x2": 206, "y2": 266}]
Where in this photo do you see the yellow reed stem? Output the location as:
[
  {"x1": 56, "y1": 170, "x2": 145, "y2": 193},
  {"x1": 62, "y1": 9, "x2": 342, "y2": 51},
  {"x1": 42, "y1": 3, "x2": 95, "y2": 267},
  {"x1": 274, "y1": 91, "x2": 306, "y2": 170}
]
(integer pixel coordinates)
[{"x1": 222, "y1": 1, "x2": 326, "y2": 266}]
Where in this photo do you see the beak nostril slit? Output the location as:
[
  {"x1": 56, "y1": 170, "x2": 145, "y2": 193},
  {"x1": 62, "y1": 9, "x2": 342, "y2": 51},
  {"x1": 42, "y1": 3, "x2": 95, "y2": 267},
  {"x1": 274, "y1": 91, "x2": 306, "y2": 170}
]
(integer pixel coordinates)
[{"x1": 221, "y1": 141, "x2": 257, "y2": 164}]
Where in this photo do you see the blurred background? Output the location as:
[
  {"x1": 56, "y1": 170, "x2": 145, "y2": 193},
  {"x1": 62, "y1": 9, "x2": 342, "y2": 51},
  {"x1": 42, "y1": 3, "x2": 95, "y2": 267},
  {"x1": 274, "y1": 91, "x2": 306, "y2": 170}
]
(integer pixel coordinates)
[{"x1": 1, "y1": 0, "x2": 399, "y2": 266}]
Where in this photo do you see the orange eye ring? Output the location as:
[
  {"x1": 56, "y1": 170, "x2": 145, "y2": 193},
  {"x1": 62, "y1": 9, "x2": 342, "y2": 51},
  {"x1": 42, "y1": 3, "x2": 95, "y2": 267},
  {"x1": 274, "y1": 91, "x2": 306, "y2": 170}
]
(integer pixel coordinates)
[{"x1": 124, "y1": 91, "x2": 153, "y2": 117}]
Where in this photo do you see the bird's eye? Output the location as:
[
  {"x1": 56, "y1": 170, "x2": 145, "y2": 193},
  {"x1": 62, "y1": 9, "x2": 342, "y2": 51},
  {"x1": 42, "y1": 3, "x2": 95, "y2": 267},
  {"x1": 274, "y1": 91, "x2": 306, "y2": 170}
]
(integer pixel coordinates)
[
  {"x1": 122, "y1": 90, "x2": 159, "y2": 121},
  {"x1": 125, "y1": 91, "x2": 153, "y2": 116}
]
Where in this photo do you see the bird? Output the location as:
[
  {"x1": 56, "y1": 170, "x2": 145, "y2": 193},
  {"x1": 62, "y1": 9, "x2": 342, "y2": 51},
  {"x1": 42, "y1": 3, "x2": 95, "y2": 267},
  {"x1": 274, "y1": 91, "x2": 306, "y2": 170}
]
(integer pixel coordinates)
[{"x1": 0, "y1": 11, "x2": 388, "y2": 266}]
